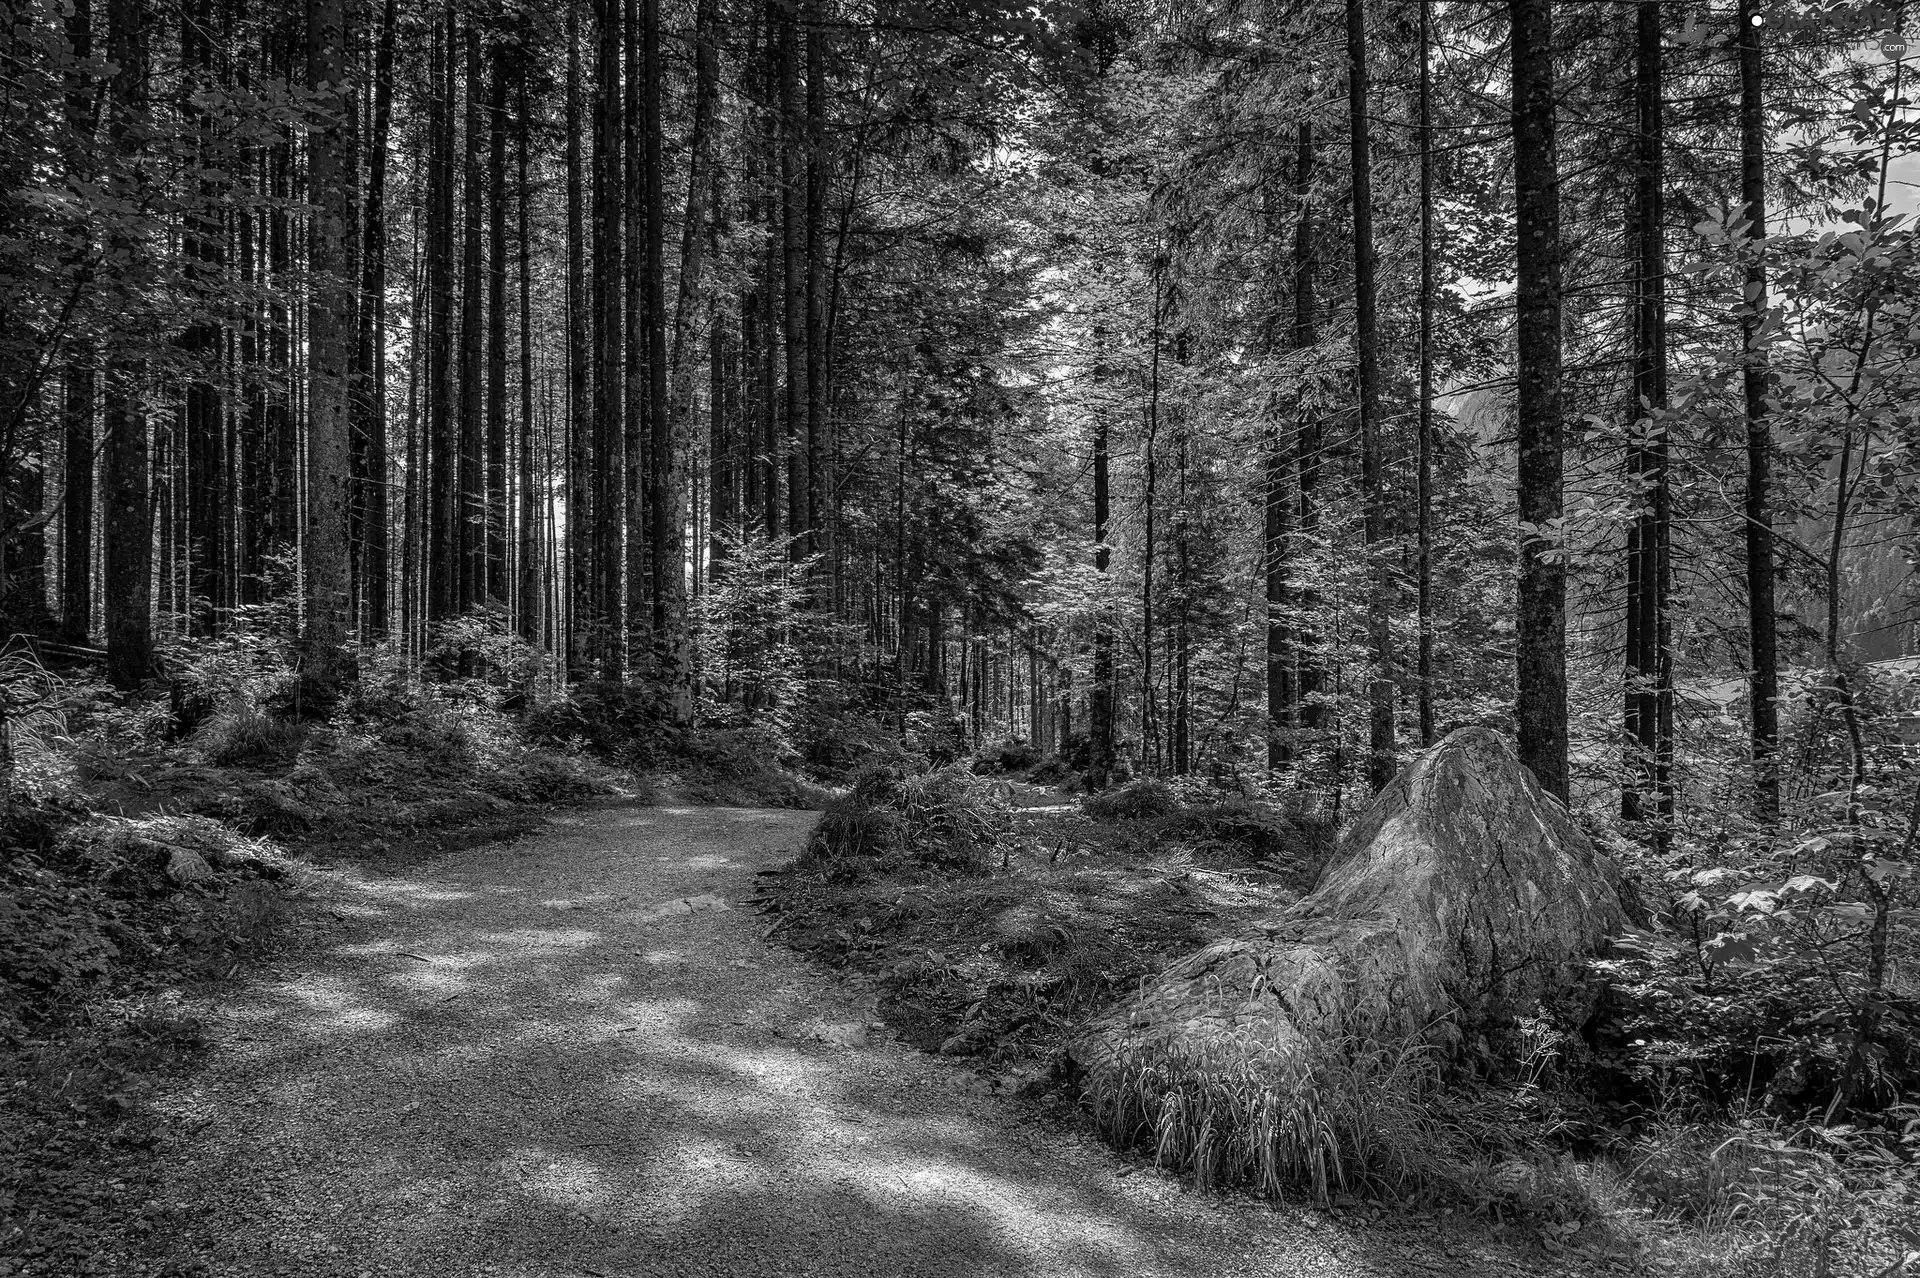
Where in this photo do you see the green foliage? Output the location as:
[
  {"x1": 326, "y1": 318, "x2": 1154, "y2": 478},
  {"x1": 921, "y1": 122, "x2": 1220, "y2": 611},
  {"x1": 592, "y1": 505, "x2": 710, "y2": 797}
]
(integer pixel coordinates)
[
  {"x1": 698, "y1": 533, "x2": 814, "y2": 718},
  {"x1": 192, "y1": 706, "x2": 307, "y2": 766},
  {"x1": 1085, "y1": 1029, "x2": 1458, "y2": 1202},
  {"x1": 523, "y1": 680, "x2": 676, "y2": 760},
  {"x1": 808, "y1": 761, "x2": 1011, "y2": 874}
]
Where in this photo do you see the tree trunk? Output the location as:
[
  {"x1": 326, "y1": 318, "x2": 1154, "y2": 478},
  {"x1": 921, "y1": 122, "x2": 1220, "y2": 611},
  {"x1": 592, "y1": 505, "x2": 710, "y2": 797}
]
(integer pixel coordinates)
[
  {"x1": 1623, "y1": 0, "x2": 1672, "y2": 845},
  {"x1": 458, "y1": 21, "x2": 486, "y2": 616},
  {"x1": 516, "y1": 56, "x2": 539, "y2": 646},
  {"x1": 777, "y1": 2, "x2": 807, "y2": 558},
  {"x1": 804, "y1": 12, "x2": 827, "y2": 577},
  {"x1": 1739, "y1": 0, "x2": 1779, "y2": 819},
  {"x1": 427, "y1": 5, "x2": 457, "y2": 622},
  {"x1": 302, "y1": 0, "x2": 358, "y2": 706},
  {"x1": 1069, "y1": 729, "x2": 1625, "y2": 1197},
  {"x1": 622, "y1": 0, "x2": 648, "y2": 671},
  {"x1": 485, "y1": 31, "x2": 510, "y2": 607},
  {"x1": 59, "y1": 0, "x2": 96, "y2": 644},
  {"x1": 565, "y1": 0, "x2": 591, "y2": 674},
  {"x1": 591, "y1": 0, "x2": 624, "y2": 675},
  {"x1": 1416, "y1": 0, "x2": 1436, "y2": 749},
  {"x1": 1089, "y1": 343, "x2": 1114, "y2": 790},
  {"x1": 1347, "y1": 0, "x2": 1396, "y2": 795},
  {"x1": 655, "y1": 0, "x2": 717, "y2": 714},
  {"x1": 179, "y1": 1, "x2": 223, "y2": 638},
  {"x1": 103, "y1": 0, "x2": 152, "y2": 691},
  {"x1": 1510, "y1": 0, "x2": 1569, "y2": 800},
  {"x1": 356, "y1": 0, "x2": 397, "y2": 638},
  {"x1": 1293, "y1": 123, "x2": 1327, "y2": 754}
]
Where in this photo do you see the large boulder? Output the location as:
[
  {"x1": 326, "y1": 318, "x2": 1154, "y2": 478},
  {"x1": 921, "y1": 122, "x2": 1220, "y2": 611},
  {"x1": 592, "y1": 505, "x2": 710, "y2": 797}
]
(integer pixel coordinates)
[{"x1": 1065, "y1": 728, "x2": 1625, "y2": 1194}]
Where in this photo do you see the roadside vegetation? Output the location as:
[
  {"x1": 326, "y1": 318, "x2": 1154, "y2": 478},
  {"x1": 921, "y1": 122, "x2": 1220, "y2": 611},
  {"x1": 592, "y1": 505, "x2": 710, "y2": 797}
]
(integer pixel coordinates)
[{"x1": 767, "y1": 735, "x2": 1920, "y2": 1278}]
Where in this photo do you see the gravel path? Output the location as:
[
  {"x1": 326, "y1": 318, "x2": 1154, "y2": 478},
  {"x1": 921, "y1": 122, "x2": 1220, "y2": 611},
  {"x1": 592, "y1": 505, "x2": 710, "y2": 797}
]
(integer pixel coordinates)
[{"x1": 150, "y1": 803, "x2": 1537, "y2": 1278}]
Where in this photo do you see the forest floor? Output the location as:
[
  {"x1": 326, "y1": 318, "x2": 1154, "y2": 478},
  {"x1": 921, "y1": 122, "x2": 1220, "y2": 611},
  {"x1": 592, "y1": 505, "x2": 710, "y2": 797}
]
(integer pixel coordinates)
[{"x1": 21, "y1": 797, "x2": 1597, "y2": 1278}]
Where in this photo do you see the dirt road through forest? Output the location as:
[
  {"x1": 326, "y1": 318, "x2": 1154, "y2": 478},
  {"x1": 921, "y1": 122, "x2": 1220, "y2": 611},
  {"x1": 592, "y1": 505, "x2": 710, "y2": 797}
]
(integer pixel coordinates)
[{"x1": 149, "y1": 804, "x2": 1508, "y2": 1277}]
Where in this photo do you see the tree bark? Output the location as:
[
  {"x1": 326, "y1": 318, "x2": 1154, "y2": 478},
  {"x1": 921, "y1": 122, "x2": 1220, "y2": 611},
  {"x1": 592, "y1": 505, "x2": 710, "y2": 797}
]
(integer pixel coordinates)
[
  {"x1": 60, "y1": 0, "x2": 95, "y2": 643},
  {"x1": 103, "y1": 0, "x2": 152, "y2": 691},
  {"x1": 777, "y1": 2, "x2": 807, "y2": 558},
  {"x1": 1510, "y1": 0, "x2": 1569, "y2": 800},
  {"x1": 622, "y1": 0, "x2": 648, "y2": 670},
  {"x1": 1089, "y1": 337, "x2": 1114, "y2": 790},
  {"x1": 654, "y1": 0, "x2": 717, "y2": 713},
  {"x1": 1623, "y1": 0, "x2": 1672, "y2": 844},
  {"x1": 485, "y1": 30, "x2": 510, "y2": 606},
  {"x1": 301, "y1": 0, "x2": 358, "y2": 705},
  {"x1": 1293, "y1": 123, "x2": 1327, "y2": 754},
  {"x1": 804, "y1": 12, "x2": 828, "y2": 576},
  {"x1": 180, "y1": 0, "x2": 223, "y2": 637},
  {"x1": 1739, "y1": 0, "x2": 1779, "y2": 819},
  {"x1": 426, "y1": 5, "x2": 457, "y2": 622},
  {"x1": 565, "y1": 0, "x2": 591, "y2": 674},
  {"x1": 1348, "y1": 0, "x2": 1396, "y2": 795},
  {"x1": 1416, "y1": 0, "x2": 1436, "y2": 748},
  {"x1": 591, "y1": 0, "x2": 624, "y2": 675},
  {"x1": 516, "y1": 55, "x2": 539, "y2": 646},
  {"x1": 356, "y1": 0, "x2": 397, "y2": 638},
  {"x1": 458, "y1": 21, "x2": 486, "y2": 615}
]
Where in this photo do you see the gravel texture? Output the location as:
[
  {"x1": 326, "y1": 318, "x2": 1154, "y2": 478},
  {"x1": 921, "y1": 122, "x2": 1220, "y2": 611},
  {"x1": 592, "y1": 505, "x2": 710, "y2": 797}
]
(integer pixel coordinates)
[{"x1": 145, "y1": 803, "x2": 1557, "y2": 1278}]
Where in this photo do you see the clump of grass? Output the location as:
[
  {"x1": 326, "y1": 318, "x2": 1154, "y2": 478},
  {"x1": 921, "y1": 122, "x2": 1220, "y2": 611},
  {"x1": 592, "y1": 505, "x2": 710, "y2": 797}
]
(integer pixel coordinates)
[
  {"x1": 808, "y1": 761, "x2": 1009, "y2": 874},
  {"x1": 1083, "y1": 779, "x2": 1180, "y2": 820},
  {"x1": 1085, "y1": 1028, "x2": 1462, "y2": 1202},
  {"x1": 192, "y1": 706, "x2": 307, "y2": 766}
]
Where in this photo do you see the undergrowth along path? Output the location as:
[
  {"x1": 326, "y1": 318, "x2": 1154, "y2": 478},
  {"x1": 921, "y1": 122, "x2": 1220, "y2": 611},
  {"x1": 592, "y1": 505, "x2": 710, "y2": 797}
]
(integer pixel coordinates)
[{"x1": 146, "y1": 803, "x2": 1520, "y2": 1278}]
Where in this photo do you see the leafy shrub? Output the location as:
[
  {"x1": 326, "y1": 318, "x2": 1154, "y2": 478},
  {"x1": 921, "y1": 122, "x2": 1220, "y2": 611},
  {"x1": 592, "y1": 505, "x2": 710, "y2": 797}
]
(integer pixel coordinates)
[
  {"x1": 1083, "y1": 778, "x2": 1179, "y2": 820},
  {"x1": 523, "y1": 679, "x2": 675, "y2": 759},
  {"x1": 374, "y1": 699, "x2": 475, "y2": 764},
  {"x1": 0, "y1": 860, "x2": 117, "y2": 1036}
]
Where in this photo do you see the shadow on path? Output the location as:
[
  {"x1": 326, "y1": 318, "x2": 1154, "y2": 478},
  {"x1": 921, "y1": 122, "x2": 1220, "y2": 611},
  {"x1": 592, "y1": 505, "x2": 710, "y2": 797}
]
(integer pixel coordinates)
[{"x1": 152, "y1": 805, "x2": 1522, "y2": 1278}]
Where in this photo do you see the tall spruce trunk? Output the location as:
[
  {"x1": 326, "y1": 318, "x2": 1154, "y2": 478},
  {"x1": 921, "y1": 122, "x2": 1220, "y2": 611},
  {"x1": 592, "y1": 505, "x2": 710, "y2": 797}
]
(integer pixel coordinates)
[
  {"x1": 655, "y1": 0, "x2": 718, "y2": 713},
  {"x1": 1089, "y1": 344, "x2": 1115, "y2": 790},
  {"x1": 1623, "y1": 0, "x2": 1672, "y2": 844},
  {"x1": 103, "y1": 0, "x2": 152, "y2": 690},
  {"x1": 777, "y1": 3, "x2": 807, "y2": 557},
  {"x1": 1739, "y1": 0, "x2": 1778, "y2": 818},
  {"x1": 758, "y1": 29, "x2": 782, "y2": 542},
  {"x1": 180, "y1": 2, "x2": 223, "y2": 637},
  {"x1": 356, "y1": 0, "x2": 397, "y2": 637},
  {"x1": 485, "y1": 34, "x2": 510, "y2": 606},
  {"x1": 59, "y1": 0, "x2": 96, "y2": 643},
  {"x1": 458, "y1": 22, "x2": 486, "y2": 615},
  {"x1": 623, "y1": 0, "x2": 648, "y2": 669},
  {"x1": 641, "y1": 0, "x2": 671, "y2": 683},
  {"x1": 1347, "y1": 0, "x2": 1396, "y2": 794},
  {"x1": 1416, "y1": 0, "x2": 1436, "y2": 747},
  {"x1": 565, "y1": 0, "x2": 591, "y2": 673},
  {"x1": 1293, "y1": 122, "x2": 1327, "y2": 753},
  {"x1": 517, "y1": 62, "x2": 539, "y2": 645},
  {"x1": 804, "y1": 15, "x2": 827, "y2": 574},
  {"x1": 1510, "y1": 0, "x2": 1569, "y2": 800},
  {"x1": 591, "y1": 0, "x2": 624, "y2": 676},
  {"x1": 426, "y1": 7, "x2": 457, "y2": 622},
  {"x1": 302, "y1": 0, "x2": 358, "y2": 704},
  {"x1": 1263, "y1": 153, "x2": 1293, "y2": 768}
]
